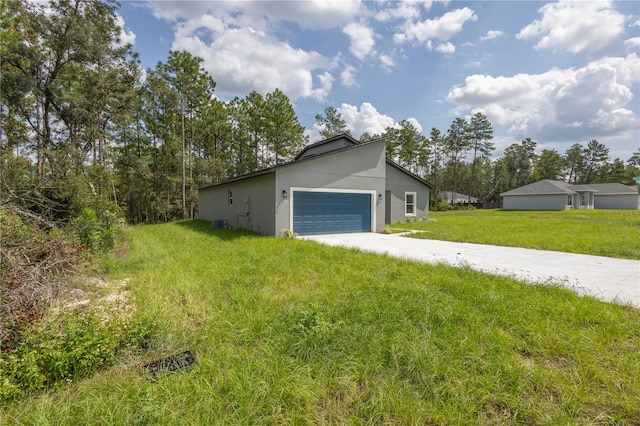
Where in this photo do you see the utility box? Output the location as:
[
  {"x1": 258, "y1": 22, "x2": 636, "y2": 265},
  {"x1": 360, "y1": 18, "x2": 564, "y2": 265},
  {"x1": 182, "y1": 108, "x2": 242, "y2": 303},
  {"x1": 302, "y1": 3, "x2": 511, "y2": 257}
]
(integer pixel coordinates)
[{"x1": 211, "y1": 219, "x2": 228, "y2": 230}]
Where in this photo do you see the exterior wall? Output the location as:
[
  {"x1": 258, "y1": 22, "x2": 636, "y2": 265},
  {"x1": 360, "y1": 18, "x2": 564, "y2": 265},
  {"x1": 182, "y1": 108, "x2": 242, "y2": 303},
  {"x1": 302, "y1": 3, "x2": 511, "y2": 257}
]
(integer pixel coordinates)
[
  {"x1": 385, "y1": 164, "x2": 430, "y2": 223},
  {"x1": 594, "y1": 194, "x2": 639, "y2": 210},
  {"x1": 502, "y1": 194, "x2": 568, "y2": 210},
  {"x1": 198, "y1": 173, "x2": 276, "y2": 235},
  {"x1": 275, "y1": 139, "x2": 386, "y2": 234}
]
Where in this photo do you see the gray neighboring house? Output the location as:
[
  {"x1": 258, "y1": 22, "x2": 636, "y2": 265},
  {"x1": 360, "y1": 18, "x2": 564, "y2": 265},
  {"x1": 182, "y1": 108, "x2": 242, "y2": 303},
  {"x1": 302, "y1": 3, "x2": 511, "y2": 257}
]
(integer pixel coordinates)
[
  {"x1": 439, "y1": 191, "x2": 478, "y2": 204},
  {"x1": 501, "y1": 180, "x2": 639, "y2": 210},
  {"x1": 198, "y1": 134, "x2": 434, "y2": 236}
]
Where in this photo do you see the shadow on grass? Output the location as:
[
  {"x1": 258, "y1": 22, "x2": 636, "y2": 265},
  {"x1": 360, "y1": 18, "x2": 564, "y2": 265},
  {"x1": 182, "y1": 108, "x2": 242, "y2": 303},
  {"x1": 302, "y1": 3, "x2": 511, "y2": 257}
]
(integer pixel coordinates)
[{"x1": 174, "y1": 219, "x2": 268, "y2": 241}]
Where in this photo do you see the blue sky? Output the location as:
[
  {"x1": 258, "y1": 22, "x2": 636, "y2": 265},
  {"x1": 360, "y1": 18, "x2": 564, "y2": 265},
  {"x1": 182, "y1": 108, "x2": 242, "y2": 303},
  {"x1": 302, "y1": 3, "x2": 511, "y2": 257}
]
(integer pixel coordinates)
[{"x1": 117, "y1": 1, "x2": 640, "y2": 160}]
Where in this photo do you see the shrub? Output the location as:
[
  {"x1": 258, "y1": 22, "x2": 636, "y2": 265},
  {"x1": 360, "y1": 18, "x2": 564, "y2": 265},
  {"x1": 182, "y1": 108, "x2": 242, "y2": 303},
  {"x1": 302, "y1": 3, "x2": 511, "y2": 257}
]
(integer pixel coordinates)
[
  {"x1": 281, "y1": 229, "x2": 298, "y2": 239},
  {"x1": 75, "y1": 208, "x2": 121, "y2": 254},
  {"x1": 0, "y1": 303, "x2": 155, "y2": 403}
]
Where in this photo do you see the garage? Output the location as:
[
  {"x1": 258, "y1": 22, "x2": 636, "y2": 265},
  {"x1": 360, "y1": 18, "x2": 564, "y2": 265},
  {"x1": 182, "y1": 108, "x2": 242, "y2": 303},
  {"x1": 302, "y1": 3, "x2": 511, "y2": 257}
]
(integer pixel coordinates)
[{"x1": 292, "y1": 191, "x2": 373, "y2": 235}]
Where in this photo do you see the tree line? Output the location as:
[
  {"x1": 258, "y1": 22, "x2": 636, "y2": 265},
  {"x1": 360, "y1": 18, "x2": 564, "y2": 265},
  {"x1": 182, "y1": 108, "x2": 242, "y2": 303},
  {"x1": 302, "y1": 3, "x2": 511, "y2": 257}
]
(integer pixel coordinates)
[
  {"x1": 1, "y1": 0, "x2": 308, "y2": 227},
  {"x1": 316, "y1": 106, "x2": 640, "y2": 205},
  {"x1": 3, "y1": 0, "x2": 640, "y2": 229}
]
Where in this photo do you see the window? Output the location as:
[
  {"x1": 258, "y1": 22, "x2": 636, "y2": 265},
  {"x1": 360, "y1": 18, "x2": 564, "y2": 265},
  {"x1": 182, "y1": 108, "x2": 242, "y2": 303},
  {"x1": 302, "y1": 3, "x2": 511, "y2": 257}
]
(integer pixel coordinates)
[
  {"x1": 228, "y1": 190, "x2": 233, "y2": 206},
  {"x1": 567, "y1": 195, "x2": 572, "y2": 206},
  {"x1": 405, "y1": 192, "x2": 416, "y2": 217}
]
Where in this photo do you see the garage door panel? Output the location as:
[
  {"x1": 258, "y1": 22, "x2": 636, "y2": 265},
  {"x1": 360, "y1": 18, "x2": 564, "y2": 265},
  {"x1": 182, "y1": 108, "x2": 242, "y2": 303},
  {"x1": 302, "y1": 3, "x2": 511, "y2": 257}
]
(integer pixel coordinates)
[{"x1": 293, "y1": 191, "x2": 372, "y2": 235}]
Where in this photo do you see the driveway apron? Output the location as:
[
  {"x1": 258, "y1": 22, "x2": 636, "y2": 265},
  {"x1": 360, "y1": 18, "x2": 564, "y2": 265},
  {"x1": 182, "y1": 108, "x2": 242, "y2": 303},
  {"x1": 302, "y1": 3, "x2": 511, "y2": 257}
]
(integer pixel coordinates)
[{"x1": 305, "y1": 233, "x2": 640, "y2": 308}]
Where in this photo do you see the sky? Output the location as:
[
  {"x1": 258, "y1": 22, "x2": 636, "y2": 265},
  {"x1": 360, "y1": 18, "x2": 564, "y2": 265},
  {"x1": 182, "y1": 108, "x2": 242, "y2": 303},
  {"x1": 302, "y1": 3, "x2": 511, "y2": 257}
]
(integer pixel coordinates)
[{"x1": 116, "y1": 0, "x2": 640, "y2": 160}]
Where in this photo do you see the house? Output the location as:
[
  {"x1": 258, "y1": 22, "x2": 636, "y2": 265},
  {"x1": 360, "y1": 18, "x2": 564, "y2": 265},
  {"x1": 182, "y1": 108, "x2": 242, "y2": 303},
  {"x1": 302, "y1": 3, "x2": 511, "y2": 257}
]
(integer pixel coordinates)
[
  {"x1": 501, "y1": 180, "x2": 639, "y2": 210},
  {"x1": 439, "y1": 191, "x2": 478, "y2": 204},
  {"x1": 198, "y1": 134, "x2": 434, "y2": 236}
]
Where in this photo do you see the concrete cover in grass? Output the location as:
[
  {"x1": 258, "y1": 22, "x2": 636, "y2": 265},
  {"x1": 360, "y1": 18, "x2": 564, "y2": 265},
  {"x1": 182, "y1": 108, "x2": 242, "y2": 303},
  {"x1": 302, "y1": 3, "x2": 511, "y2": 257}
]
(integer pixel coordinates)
[{"x1": 306, "y1": 233, "x2": 640, "y2": 307}]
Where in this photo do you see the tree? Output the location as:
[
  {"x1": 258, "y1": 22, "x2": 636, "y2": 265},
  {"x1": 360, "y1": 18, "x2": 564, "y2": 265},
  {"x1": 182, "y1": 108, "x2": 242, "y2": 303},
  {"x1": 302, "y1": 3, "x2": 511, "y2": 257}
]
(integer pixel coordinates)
[
  {"x1": 467, "y1": 112, "x2": 494, "y2": 201},
  {"x1": 564, "y1": 143, "x2": 585, "y2": 184},
  {"x1": 502, "y1": 138, "x2": 537, "y2": 189},
  {"x1": 314, "y1": 106, "x2": 350, "y2": 139},
  {"x1": 264, "y1": 89, "x2": 307, "y2": 166},
  {"x1": 532, "y1": 149, "x2": 564, "y2": 181},
  {"x1": 428, "y1": 127, "x2": 445, "y2": 197},
  {"x1": 599, "y1": 158, "x2": 627, "y2": 184},
  {"x1": 1, "y1": 0, "x2": 138, "y2": 220},
  {"x1": 582, "y1": 139, "x2": 609, "y2": 184},
  {"x1": 444, "y1": 117, "x2": 472, "y2": 202},
  {"x1": 160, "y1": 51, "x2": 215, "y2": 218},
  {"x1": 382, "y1": 120, "x2": 428, "y2": 175}
]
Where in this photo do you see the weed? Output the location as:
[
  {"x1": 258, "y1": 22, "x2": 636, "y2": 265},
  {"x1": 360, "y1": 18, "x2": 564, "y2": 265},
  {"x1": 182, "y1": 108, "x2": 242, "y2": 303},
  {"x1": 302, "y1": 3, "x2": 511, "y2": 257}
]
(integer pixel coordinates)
[{"x1": 3, "y1": 221, "x2": 639, "y2": 424}]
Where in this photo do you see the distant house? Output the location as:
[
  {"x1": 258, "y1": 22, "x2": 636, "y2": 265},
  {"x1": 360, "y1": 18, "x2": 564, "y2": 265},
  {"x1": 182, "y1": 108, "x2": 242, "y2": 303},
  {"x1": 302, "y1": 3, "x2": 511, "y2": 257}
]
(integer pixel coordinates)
[
  {"x1": 198, "y1": 134, "x2": 434, "y2": 236},
  {"x1": 501, "y1": 180, "x2": 639, "y2": 210},
  {"x1": 439, "y1": 191, "x2": 478, "y2": 204}
]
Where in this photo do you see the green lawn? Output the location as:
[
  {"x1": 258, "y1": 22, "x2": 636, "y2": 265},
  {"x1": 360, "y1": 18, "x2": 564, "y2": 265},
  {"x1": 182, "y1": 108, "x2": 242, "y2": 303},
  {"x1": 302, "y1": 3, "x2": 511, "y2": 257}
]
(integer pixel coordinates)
[
  {"x1": 392, "y1": 209, "x2": 640, "y2": 259},
  {"x1": 2, "y1": 220, "x2": 639, "y2": 424}
]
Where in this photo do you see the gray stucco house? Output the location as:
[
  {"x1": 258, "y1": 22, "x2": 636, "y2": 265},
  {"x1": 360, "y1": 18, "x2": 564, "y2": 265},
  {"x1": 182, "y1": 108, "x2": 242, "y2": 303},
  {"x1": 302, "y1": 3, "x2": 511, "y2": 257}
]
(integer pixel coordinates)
[
  {"x1": 501, "y1": 180, "x2": 639, "y2": 210},
  {"x1": 439, "y1": 191, "x2": 478, "y2": 204},
  {"x1": 198, "y1": 134, "x2": 434, "y2": 236}
]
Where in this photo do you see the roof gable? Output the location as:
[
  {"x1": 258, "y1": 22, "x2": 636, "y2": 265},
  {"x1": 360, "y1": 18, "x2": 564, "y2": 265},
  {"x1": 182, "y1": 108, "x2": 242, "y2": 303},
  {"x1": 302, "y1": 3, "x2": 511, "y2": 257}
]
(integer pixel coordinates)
[
  {"x1": 199, "y1": 135, "x2": 378, "y2": 189},
  {"x1": 295, "y1": 134, "x2": 359, "y2": 160},
  {"x1": 501, "y1": 180, "x2": 575, "y2": 196}
]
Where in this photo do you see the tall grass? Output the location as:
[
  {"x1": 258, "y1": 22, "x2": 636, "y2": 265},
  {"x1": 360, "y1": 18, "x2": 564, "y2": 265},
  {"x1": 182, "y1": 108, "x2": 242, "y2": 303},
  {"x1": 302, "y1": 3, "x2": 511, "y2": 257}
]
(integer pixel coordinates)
[
  {"x1": 396, "y1": 209, "x2": 640, "y2": 259},
  {"x1": 2, "y1": 220, "x2": 639, "y2": 424}
]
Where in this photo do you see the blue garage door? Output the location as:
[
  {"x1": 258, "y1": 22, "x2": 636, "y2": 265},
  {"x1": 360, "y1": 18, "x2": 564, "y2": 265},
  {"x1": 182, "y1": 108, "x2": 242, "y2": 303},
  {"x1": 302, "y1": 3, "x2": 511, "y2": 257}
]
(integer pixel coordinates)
[{"x1": 293, "y1": 191, "x2": 372, "y2": 235}]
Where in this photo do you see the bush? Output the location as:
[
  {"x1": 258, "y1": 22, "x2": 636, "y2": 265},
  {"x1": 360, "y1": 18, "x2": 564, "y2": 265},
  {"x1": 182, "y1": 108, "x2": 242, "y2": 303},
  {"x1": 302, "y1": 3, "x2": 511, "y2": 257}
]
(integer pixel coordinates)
[
  {"x1": 432, "y1": 200, "x2": 452, "y2": 211},
  {"x1": 0, "y1": 303, "x2": 155, "y2": 403},
  {"x1": 74, "y1": 208, "x2": 121, "y2": 254}
]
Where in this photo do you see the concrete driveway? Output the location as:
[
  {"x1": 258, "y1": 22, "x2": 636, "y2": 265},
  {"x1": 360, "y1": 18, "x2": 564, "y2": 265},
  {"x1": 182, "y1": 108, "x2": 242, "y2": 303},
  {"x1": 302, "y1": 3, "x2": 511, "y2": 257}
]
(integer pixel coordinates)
[{"x1": 304, "y1": 232, "x2": 640, "y2": 308}]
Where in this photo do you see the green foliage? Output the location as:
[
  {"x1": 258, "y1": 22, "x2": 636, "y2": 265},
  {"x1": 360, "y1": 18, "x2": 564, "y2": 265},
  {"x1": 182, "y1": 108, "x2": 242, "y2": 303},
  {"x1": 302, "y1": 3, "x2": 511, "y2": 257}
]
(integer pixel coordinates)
[
  {"x1": 74, "y1": 208, "x2": 120, "y2": 254},
  {"x1": 280, "y1": 228, "x2": 297, "y2": 239},
  {"x1": 0, "y1": 302, "x2": 155, "y2": 403}
]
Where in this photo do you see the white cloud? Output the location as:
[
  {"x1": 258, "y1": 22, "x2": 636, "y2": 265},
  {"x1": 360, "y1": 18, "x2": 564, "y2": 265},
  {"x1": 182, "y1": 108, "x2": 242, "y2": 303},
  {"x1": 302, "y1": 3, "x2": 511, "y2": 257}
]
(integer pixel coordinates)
[
  {"x1": 435, "y1": 42, "x2": 455, "y2": 54},
  {"x1": 446, "y1": 54, "x2": 640, "y2": 142},
  {"x1": 631, "y1": 19, "x2": 640, "y2": 27},
  {"x1": 333, "y1": 103, "x2": 425, "y2": 138},
  {"x1": 343, "y1": 21, "x2": 376, "y2": 60},
  {"x1": 172, "y1": 22, "x2": 330, "y2": 100},
  {"x1": 115, "y1": 14, "x2": 136, "y2": 46},
  {"x1": 394, "y1": 7, "x2": 477, "y2": 49},
  {"x1": 481, "y1": 30, "x2": 504, "y2": 41},
  {"x1": 379, "y1": 54, "x2": 395, "y2": 70},
  {"x1": 337, "y1": 102, "x2": 396, "y2": 137},
  {"x1": 341, "y1": 64, "x2": 358, "y2": 87},
  {"x1": 147, "y1": 0, "x2": 362, "y2": 30},
  {"x1": 405, "y1": 117, "x2": 423, "y2": 133},
  {"x1": 375, "y1": 1, "x2": 422, "y2": 22},
  {"x1": 517, "y1": 1, "x2": 626, "y2": 56},
  {"x1": 625, "y1": 37, "x2": 640, "y2": 52}
]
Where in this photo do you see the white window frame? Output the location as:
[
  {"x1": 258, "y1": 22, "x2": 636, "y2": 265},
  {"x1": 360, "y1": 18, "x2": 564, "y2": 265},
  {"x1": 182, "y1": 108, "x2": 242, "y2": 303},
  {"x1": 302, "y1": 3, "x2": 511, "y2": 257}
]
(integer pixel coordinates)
[
  {"x1": 228, "y1": 190, "x2": 233, "y2": 206},
  {"x1": 567, "y1": 195, "x2": 573, "y2": 207},
  {"x1": 289, "y1": 187, "x2": 376, "y2": 233},
  {"x1": 405, "y1": 191, "x2": 417, "y2": 217}
]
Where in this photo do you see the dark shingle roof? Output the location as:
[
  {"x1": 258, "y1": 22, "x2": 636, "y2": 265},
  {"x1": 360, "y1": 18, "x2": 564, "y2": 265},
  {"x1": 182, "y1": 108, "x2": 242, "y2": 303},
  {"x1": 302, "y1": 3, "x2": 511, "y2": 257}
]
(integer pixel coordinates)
[
  {"x1": 500, "y1": 180, "x2": 575, "y2": 196},
  {"x1": 583, "y1": 183, "x2": 637, "y2": 195},
  {"x1": 501, "y1": 180, "x2": 638, "y2": 197}
]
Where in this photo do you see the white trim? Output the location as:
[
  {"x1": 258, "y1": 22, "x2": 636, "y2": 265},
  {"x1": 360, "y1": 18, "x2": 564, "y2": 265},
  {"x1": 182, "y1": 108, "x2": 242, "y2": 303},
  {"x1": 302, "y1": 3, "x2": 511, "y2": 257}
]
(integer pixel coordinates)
[
  {"x1": 289, "y1": 187, "x2": 376, "y2": 233},
  {"x1": 405, "y1": 191, "x2": 417, "y2": 217}
]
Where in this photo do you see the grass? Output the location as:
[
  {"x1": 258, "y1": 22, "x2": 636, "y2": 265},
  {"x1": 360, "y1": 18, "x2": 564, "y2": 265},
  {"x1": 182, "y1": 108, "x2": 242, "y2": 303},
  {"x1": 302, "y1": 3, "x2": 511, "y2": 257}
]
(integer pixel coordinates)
[
  {"x1": 393, "y1": 209, "x2": 640, "y2": 259},
  {"x1": 2, "y1": 220, "x2": 639, "y2": 424}
]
